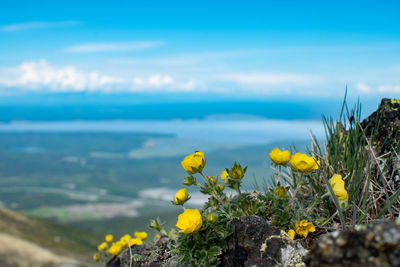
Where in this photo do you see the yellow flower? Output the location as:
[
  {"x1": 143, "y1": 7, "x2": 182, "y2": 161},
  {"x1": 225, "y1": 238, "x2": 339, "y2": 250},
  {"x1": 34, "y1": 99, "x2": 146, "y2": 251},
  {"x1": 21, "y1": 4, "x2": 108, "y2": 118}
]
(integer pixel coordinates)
[
  {"x1": 176, "y1": 208, "x2": 203, "y2": 234},
  {"x1": 97, "y1": 242, "x2": 108, "y2": 251},
  {"x1": 105, "y1": 234, "x2": 114, "y2": 243},
  {"x1": 207, "y1": 213, "x2": 218, "y2": 223},
  {"x1": 269, "y1": 148, "x2": 291, "y2": 166},
  {"x1": 221, "y1": 170, "x2": 229, "y2": 180},
  {"x1": 134, "y1": 232, "x2": 148, "y2": 241},
  {"x1": 287, "y1": 229, "x2": 296, "y2": 240},
  {"x1": 174, "y1": 188, "x2": 189, "y2": 205},
  {"x1": 295, "y1": 220, "x2": 316, "y2": 238},
  {"x1": 126, "y1": 237, "x2": 143, "y2": 246},
  {"x1": 119, "y1": 234, "x2": 132, "y2": 248},
  {"x1": 155, "y1": 234, "x2": 161, "y2": 239},
  {"x1": 181, "y1": 151, "x2": 205, "y2": 174},
  {"x1": 329, "y1": 174, "x2": 349, "y2": 201},
  {"x1": 108, "y1": 243, "x2": 123, "y2": 256},
  {"x1": 290, "y1": 152, "x2": 319, "y2": 173}
]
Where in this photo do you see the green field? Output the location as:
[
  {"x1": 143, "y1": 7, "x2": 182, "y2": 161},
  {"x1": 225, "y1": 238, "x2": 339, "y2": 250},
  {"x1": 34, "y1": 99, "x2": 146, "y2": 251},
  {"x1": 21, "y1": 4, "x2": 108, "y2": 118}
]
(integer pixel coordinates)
[{"x1": 0, "y1": 132, "x2": 309, "y2": 237}]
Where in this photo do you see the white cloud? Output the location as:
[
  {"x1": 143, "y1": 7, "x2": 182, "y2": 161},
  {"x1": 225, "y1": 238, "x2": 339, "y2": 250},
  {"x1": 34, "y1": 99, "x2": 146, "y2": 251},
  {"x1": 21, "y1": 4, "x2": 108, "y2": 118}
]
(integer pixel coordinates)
[
  {"x1": 355, "y1": 82, "x2": 400, "y2": 94},
  {"x1": 1, "y1": 21, "x2": 80, "y2": 32},
  {"x1": 356, "y1": 82, "x2": 371, "y2": 93},
  {"x1": 0, "y1": 60, "x2": 124, "y2": 92},
  {"x1": 66, "y1": 41, "x2": 164, "y2": 53},
  {"x1": 0, "y1": 60, "x2": 198, "y2": 93},
  {"x1": 378, "y1": 85, "x2": 400, "y2": 93},
  {"x1": 220, "y1": 73, "x2": 321, "y2": 86}
]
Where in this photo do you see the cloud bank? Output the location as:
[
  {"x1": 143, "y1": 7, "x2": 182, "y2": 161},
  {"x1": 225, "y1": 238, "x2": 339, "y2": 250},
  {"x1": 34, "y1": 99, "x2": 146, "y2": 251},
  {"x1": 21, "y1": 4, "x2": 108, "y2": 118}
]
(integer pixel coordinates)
[
  {"x1": 0, "y1": 60, "x2": 195, "y2": 93},
  {"x1": 1, "y1": 21, "x2": 80, "y2": 32}
]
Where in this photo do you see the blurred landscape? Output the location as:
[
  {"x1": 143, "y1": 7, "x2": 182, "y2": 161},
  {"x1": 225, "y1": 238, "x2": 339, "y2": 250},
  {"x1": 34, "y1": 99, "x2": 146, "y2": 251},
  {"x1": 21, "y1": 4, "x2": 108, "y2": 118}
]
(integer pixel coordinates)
[{"x1": 0, "y1": 102, "x2": 325, "y2": 237}]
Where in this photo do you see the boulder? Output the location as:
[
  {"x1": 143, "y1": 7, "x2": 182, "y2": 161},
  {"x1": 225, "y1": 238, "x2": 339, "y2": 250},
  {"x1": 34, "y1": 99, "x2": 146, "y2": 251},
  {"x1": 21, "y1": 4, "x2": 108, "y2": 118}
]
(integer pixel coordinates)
[{"x1": 305, "y1": 220, "x2": 400, "y2": 267}]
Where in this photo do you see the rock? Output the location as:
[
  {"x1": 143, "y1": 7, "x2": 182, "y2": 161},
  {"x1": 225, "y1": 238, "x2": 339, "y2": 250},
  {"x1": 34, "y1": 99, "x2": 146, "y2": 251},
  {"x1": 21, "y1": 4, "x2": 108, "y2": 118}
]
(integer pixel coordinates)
[
  {"x1": 361, "y1": 98, "x2": 400, "y2": 156},
  {"x1": 221, "y1": 215, "x2": 307, "y2": 267},
  {"x1": 360, "y1": 98, "x2": 400, "y2": 186},
  {"x1": 111, "y1": 216, "x2": 307, "y2": 267},
  {"x1": 305, "y1": 220, "x2": 400, "y2": 267},
  {"x1": 117, "y1": 236, "x2": 187, "y2": 267}
]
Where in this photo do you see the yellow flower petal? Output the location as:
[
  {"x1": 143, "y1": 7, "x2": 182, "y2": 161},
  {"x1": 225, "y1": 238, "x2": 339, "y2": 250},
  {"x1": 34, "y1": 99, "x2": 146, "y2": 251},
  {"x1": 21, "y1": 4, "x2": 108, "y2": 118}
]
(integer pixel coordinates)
[
  {"x1": 287, "y1": 229, "x2": 295, "y2": 240},
  {"x1": 105, "y1": 234, "x2": 114, "y2": 243},
  {"x1": 221, "y1": 170, "x2": 229, "y2": 180},
  {"x1": 174, "y1": 188, "x2": 189, "y2": 205},
  {"x1": 176, "y1": 208, "x2": 203, "y2": 234},
  {"x1": 290, "y1": 153, "x2": 319, "y2": 173},
  {"x1": 269, "y1": 148, "x2": 291, "y2": 166},
  {"x1": 181, "y1": 151, "x2": 205, "y2": 174}
]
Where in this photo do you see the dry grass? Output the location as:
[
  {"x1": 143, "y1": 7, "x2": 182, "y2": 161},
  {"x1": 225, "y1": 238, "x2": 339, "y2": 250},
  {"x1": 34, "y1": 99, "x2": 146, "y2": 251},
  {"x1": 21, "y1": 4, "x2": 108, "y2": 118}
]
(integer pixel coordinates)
[{"x1": 0, "y1": 232, "x2": 74, "y2": 267}]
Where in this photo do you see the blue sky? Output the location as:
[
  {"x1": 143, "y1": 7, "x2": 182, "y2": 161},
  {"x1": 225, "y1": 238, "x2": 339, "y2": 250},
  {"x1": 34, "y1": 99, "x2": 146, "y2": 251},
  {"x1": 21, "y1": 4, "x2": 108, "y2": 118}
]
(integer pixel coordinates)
[{"x1": 0, "y1": 0, "x2": 399, "y2": 102}]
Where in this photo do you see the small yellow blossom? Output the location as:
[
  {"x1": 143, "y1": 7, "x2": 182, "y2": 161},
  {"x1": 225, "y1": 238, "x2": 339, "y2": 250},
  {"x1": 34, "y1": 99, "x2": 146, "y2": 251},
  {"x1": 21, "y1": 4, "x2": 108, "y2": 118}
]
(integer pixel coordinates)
[
  {"x1": 105, "y1": 234, "x2": 114, "y2": 243},
  {"x1": 108, "y1": 243, "x2": 123, "y2": 256},
  {"x1": 119, "y1": 234, "x2": 132, "y2": 248},
  {"x1": 295, "y1": 220, "x2": 316, "y2": 238},
  {"x1": 207, "y1": 213, "x2": 218, "y2": 223},
  {"x1": 93, "y1": 253, "x2": 100, "y2": 262},
  {"x1": 156, "y1": 234, "x2": 161, "y2": 239},
  {"x1": 221, "y1": 170, "x2": 229, "y2": 180},
  {"x1": 181, "y1": 151, "x2": 205, "y2": 174},
  {"x1": 174, "y1": 188, "x2": 189, "y2": 205},
  {"x1": 391, "y1": 98, "x2": 400, "y2": 104},
  {"x1": 329, "y1": 174, "x2": 349, "y2": 201},
  {"x1": 97, "y1": 242, "x2": 108, "y2": 251},
  {"x1": 269, "y1": 148, "x2": 291, "y2": 166},
  {"x1": 290, "y1": 152, "x2": 319, "y2": 173},
  {"x1": 176, "y1": 208, "x2": 203, "y2": 234},
  {"x1": 130, "y1": 238, "x2": 143, "y2": 245},
  {"x1": 287, "y1": 229, "x2": 296, "y2": 240},
  {"x1": 134, "y1": 232, "x2": 148, "y2": 241}
]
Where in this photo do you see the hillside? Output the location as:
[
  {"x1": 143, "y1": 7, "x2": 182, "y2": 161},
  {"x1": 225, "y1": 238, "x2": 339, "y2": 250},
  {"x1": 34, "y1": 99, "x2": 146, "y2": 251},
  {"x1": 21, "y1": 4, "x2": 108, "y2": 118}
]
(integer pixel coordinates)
[{"x1": 0, "y1": 207, "x2": 101, "y2": 267}]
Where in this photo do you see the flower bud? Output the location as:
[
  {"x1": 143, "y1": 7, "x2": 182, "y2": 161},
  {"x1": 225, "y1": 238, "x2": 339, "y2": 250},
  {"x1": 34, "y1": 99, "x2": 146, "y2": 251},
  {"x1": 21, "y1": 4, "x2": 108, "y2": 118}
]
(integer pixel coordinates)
[
  {"x1": 207, "y1": 213, "x2": 218, "y2": 223},
  {"x1": 93, "y1": 253, "x2": 100, "y2": 262},
  {"x1": 273, "y1": 186, "x2": 288, "y2": 198},
  {"x1": 183, "y1": 176, "x2": 196, "y2": 186},
  {"x1": 215, "y1": 183, "x2": 225, "y2": 193},
  {"x1": 174, "y1": 188, "x2": 189, "y2": 205},
  {"x1": 207, "y1": 175, "x2": 217, "y2": 184},
  {"x1": 228, "y1": 162, "x2": 247, "y2": 180}
]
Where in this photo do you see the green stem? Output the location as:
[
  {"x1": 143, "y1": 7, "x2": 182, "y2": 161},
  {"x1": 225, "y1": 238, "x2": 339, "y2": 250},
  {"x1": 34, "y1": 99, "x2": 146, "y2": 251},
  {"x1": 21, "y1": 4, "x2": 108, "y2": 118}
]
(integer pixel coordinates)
[
  {"x1": 278, "y1": 165, "x2": 281, "y2": 185},
  {"x1": 200, "y1": 172, "x2": 225, "y2": 206}
]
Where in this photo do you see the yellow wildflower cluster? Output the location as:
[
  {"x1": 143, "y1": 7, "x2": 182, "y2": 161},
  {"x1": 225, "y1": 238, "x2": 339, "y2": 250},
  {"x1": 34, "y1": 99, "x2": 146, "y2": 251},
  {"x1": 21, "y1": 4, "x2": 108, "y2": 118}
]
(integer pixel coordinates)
[
  {"x1": 269, "y1": 148, "x2": 319, "y2": 173},
  {"x1": 94, "y1": 232, "x2": 148, "y2": 261}
]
